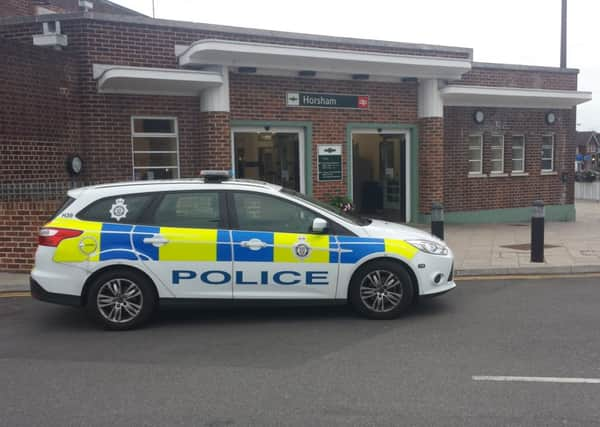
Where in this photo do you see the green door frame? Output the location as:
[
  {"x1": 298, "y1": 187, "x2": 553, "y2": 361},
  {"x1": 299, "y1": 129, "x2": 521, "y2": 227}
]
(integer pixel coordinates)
[
  {"x1": 230, "y1": 120, "x2": 314, "y2": 196},
  {"x1": 346, "y1": 123, "x2": 419, "y2": 223}
]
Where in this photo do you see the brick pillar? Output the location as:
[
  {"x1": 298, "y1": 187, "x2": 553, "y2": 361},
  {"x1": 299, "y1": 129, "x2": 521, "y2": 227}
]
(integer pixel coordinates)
[
  {"x1": 198, "y1": 112, "x2": 231, "y2": 172},
  {"x1": 418, "y1": 117, "x2": 444, "y2": 214}
]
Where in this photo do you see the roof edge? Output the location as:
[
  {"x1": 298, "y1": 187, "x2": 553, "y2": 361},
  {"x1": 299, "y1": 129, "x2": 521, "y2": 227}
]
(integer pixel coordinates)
[
  {"x1": 96, "y1": 0, "x2": 148, "y2": 17},
  {"x1": 473, "y1": 61, "x2": 579, "y2": 74},
  {"x1": 0, "y1": 12, "x2": 473, "y2": 59}
]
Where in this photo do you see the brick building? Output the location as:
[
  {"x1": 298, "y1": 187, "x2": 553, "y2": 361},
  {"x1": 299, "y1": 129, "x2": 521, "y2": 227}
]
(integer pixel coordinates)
[{"x1": 0, "y1": 1, "x2": 593, "y2": 271}]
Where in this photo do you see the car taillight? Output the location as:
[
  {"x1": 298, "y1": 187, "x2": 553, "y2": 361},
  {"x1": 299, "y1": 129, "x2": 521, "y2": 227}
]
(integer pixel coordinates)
[{"x1": 38, "y1": 228, "x2": 83, "y2": 247}]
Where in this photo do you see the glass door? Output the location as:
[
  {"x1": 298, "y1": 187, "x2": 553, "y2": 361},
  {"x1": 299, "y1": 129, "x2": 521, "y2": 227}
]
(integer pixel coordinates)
[
  {"x1": 352, "y1": 132, "x2": 407, "y2": 222},
  {"x1": 232, "y1": 128, "x2": 305, "y2": 193}
]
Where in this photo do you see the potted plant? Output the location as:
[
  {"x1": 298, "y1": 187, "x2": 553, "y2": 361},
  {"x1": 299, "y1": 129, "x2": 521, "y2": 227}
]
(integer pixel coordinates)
[{"x1": 329, "y1": 195, "x2": 354, "y2": 213}]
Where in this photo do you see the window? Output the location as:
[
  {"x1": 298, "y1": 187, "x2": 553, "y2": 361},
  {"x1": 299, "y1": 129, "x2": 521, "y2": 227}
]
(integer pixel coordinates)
[
  {"x1": 152, "y1": 192, "x2": 221, "y2": 229},
  {"x1": 232, "y1": 192, "x2": 318, "y2": 233},
  {"x1": 542, "y1": 134, "x2": 555, "y2": 172},
  {"x1": 468, "y1": 135, "x2": 483, "y2": 174},
  {"x1": 78, "y1": 194, "x2": 155, "y2": 224},
  {"x1": 132, "y1": 117, "x2": 179, "y2": 180},
  {"x1": 512, "y1": 135, "x2": 525, "y2": 173},
  {"x1": 490, "y1": 135, "x2": 504, "y2": 174}
]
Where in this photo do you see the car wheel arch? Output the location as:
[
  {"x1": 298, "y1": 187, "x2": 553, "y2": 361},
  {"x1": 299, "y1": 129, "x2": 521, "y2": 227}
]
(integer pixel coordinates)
[
  {"x1": 346, "y1": 256, "x2": 419, "y2": 301},
  {"x1": 81, "y1": 265, "x2": 159, "y2": 307}
]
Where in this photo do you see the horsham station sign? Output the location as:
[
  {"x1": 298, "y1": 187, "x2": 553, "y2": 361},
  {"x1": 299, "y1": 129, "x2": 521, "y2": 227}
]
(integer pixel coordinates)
[{"x1": 286, "y1": 92, "x2": 369, "y2": 109}]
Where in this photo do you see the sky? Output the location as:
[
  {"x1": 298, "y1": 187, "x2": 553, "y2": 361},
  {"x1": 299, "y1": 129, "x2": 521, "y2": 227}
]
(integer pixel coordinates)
[{"x1": 113, "y1": 0, "x2": 597, "y2": 130}]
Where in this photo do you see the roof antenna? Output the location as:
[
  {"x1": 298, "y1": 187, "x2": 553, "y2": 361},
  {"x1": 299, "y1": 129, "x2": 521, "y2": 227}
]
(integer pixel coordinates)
[
  {"x1": 560, "y1": 0, "x2": 567, "y2": 68},
  {"x1": 152, "y1": 0, "x2": 156, "y2": 18}
]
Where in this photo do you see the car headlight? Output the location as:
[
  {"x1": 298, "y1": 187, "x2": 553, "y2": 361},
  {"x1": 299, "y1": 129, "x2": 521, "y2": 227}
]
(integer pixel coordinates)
[{"x1": 406, "y1": 239, "x2": 449, "y2": 256}]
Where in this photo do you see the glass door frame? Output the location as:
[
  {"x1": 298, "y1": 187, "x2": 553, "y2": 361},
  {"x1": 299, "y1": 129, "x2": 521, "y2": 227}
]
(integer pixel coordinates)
[
  {"x1": 350, "y1": 128, "x2": 411, "y2": 223},
  {"x1": 230, "y1": 126, "x2": 306, "y2": 194}
]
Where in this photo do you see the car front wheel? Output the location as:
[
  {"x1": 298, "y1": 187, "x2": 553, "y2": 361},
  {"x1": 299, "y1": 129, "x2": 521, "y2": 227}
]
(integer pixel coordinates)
[
  {"x1": 86, "y1": 269, "x2": 156, "y2": 330},
  {"x1": 349, "y1": 260, "x2": 414, "y2": 319}
]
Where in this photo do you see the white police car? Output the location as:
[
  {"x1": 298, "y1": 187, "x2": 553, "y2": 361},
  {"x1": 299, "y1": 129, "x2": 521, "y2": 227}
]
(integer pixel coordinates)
[{"x1": 31, "y1": 172, "x2": 455, "y2": 329}]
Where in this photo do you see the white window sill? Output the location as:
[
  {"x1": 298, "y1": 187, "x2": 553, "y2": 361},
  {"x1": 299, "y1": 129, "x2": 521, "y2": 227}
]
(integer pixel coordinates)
[
  {"x1": 489, "y1": 172, "x2": 508, "y2": 177},
  {"x1": 541, "y1": 171, "x2": 557, "y2": 176},
  {"x1": 468, "y1": 173, "x2": 487, "y2": 178},
  {"x1": 511, "y1": 172, "x2": 529, "y2": 177}
]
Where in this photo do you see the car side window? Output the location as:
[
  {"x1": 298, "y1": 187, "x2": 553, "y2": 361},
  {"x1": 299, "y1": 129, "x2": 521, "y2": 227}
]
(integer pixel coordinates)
[
  {"x1": 78, "y1": 194, "x2": 154, "y2": 224},
  {"x1": 152, "y1": 191, "x2": 221, "y2": 229},
  {"x1": 232, "y1": 192, "x2": 319, "y2": 233}
]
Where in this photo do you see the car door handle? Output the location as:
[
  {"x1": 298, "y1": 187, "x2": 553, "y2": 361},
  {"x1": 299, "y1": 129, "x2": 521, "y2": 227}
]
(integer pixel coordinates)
[
  {"x1": 240, "y1": 239, "x2": 267, "y2": 251},
  {"x1": 143, "y1": 235, "x2": 169, "y2": 247}
]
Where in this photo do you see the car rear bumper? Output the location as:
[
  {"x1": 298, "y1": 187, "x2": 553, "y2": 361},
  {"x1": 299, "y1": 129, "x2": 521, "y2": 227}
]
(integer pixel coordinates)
[{"x1": 30, "y1": 277, "x2": 82, "y2": 307}]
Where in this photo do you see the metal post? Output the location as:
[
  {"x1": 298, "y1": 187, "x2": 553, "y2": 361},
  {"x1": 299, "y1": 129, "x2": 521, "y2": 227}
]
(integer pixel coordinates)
[
  {"x1": 431, "y1": 202, "x2": 444, "y2": 240},
  {"x1": 561, "y1": 0, "x2": 567, "y2": 68},
  {"x1": 531, "y1": 200, "x2": 545, "y2": 263}
]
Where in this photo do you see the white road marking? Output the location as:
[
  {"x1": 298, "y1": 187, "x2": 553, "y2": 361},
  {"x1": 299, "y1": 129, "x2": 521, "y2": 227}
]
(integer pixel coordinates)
[{"x1": 473, "y1": 376, "x2": 600, "y2": 384}]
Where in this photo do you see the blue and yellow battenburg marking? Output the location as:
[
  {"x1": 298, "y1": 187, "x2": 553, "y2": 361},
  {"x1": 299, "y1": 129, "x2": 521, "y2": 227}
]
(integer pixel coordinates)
[{"x1": 48, "y1": 219, "x2": 418, "y2": 264}]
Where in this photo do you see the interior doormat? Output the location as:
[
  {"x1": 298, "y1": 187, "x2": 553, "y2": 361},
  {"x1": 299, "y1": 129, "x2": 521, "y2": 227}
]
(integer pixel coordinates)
[{"x1": 501, "y1": 243, "x2": 561, "y2": 251}]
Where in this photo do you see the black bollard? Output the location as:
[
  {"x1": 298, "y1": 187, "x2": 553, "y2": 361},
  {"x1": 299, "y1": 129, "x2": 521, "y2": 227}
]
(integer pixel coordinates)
[
  {"x1": 531, "y1": 200, "x2": 544, "y2": 263},
  {"x1": 431, "y1": 202, "x2": 444, "y2": 240}
]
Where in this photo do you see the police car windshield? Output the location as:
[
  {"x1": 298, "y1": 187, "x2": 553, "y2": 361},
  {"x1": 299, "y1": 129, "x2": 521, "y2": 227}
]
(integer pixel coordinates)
[{"x1": 281, "y1": 188, "x2": 371, "y2": 226}]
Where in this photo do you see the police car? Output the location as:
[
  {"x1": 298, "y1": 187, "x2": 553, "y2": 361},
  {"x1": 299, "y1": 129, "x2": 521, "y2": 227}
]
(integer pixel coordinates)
[{"x1": 31, "y1": 172, "x2": 455, "y2": 330}]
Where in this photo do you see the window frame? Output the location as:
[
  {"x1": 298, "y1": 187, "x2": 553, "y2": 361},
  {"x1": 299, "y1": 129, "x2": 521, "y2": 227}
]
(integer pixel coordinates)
[
  {"x1": 541, "y1": 134, "x2": 555, "y2": 172},
  {"x1": 131, "y1": 116, "x2": 181, "y2": 180},
  {"x1": 490, "y1": 134, "x2": 505, "y2": 174},
  {"x1": 225, "y1": 190, "x2": 352, "y2": 236},
  {"x1": 511, "y1": 134, "x2": 526, "y2": 173},
  {"x1": 467, "y1": 134, "x2": 483, "y2": 175},
  {"x1": 143, "y1": 190, "x2": 227, "y2": 230}
]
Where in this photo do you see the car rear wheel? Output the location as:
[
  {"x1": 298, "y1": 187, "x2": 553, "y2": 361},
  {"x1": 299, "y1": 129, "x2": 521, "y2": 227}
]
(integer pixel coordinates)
[
  {"x1": 86, "y1": 269, "x2": 156, "y2": 330},
  {"x1": 349, "y1": 260, "x2": 414, "y2": 320}
]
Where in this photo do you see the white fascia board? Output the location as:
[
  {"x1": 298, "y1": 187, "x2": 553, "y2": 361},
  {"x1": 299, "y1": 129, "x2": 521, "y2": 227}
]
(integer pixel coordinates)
[
  {"x1": 93, "y1": 64, "x2": 223, "y2": 96},
  {"x1": 441, "y1": 85, "x2": 592, "y2": 109},
  {"x1": 177, "y1": 39, "x2": 472, "y2": 80}
]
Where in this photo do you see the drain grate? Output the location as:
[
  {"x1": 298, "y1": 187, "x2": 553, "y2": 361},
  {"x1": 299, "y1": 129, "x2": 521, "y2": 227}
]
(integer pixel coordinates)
[{"x1": 501, "y1": 243, "x2": 560, "y2": 251}]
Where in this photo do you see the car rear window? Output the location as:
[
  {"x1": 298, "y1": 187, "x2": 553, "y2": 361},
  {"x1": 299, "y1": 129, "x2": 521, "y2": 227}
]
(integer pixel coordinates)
[
  {"x1": 51, "y1": 197, "x2": 76, "y2": 220},
  {"x1": 78, "y1": 194, "x2": 155, "y2": 224}
]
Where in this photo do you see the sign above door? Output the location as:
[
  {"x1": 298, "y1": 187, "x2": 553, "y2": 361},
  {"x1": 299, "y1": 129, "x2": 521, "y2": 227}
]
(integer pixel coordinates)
[{"x1": 286, "y1": 92, "x2": 369, "y2": 109}]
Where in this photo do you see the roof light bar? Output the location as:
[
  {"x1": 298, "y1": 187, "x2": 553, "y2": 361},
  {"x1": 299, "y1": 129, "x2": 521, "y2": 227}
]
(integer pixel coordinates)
[{"x1": 200, "y1": 170, "x2": 230, "y2": 183}]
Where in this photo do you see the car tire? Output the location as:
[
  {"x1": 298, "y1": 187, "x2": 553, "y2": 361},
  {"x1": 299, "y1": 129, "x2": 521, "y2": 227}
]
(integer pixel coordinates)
[
  {"x1": 85, "y1": 268, "x2": 156, "y2": 330},
  {"x1": 349, "y1": 260, "x2": 414, "y2": 320}
]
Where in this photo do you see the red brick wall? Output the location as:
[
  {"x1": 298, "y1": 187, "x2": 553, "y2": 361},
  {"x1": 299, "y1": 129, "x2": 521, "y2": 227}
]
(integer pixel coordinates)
[
  {"x1": 456, "y1": 66, "x2": 578, "y2": 91},
  {"x1": 229, "y1": 73, "x2": 418, "y2": 202},
  {"x1": 0, "y1": 0, "x2": 32, "y2": 17},
  {"x1": 418, "y1": 117, "x2": 444, "y2": 213},
  {"x1": 77, "y1": 94, "x2": 204, "y2": 182},
  {"x1": 199, "y1": 112, "x2": 231, "y2": 171},
  {"x1": 0, "y1": 37, "x2": 81, "y2": 183},
  {"x1": 0, "y1": 200, "x2": 61, "y2": 272},
  {"x1": 0, "y1": 0, "x2": 140, "y2": 17},
  {"x1": 443, "y1": 107, "x2": 575, "y2": 212}
]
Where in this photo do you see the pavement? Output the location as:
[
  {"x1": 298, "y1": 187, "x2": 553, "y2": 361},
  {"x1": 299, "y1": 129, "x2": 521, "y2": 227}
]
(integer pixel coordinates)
[
  {"x1": 446, "y1": 200, "x2": 600, "y2": 276},
  {"x1": 1, "y1": 277, "x2": 600, "y2": 426},
  {"x1": 1, "y1": 200, "x2": 599, "y2": 292}
]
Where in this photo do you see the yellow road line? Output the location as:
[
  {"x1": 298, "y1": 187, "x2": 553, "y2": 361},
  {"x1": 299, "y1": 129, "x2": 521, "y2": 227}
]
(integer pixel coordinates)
[
  {"x1": 0, "y1": 291, "x2": 31, "y2": 298},
  {"x1": 457, "y1": 273, "x2": 600, "y2": 281}
]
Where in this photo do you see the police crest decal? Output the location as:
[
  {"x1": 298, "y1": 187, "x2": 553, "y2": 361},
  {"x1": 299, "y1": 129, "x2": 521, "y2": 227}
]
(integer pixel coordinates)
[
  {"x1": 109, "y1": 198, "x2": 129, "y2": 222},
  {"x1": 293, "y1": 236, "x2": 311, "y2": 259}
]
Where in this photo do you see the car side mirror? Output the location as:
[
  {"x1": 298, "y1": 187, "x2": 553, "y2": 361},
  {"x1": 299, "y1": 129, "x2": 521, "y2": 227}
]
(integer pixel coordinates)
[{"x1": 312, "y1": 218, "x2": 328, "y2": 233}]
